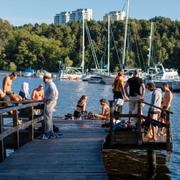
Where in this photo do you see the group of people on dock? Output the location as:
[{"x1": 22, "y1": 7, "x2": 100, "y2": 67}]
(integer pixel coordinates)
[
  {"x1": 0, "y1": 72, "x2": 60, "y2": 139},
  {"x1": 73, "y1": 69, "x2": 173, "y2": 142},
  {"x1": 0, "y1": 69, "x2": 173, "y2": 141}
]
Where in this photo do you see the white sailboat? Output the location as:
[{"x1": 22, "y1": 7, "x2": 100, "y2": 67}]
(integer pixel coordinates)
[
  {"x1": 100, "y1": 15, "x2": 117, "y2": 85},
  {"x1": 101, "y1": 0, "x2": 131, "y2": 85},
  {"x1": 145, "y1": 22, "x2": 180, "y2": 91}
]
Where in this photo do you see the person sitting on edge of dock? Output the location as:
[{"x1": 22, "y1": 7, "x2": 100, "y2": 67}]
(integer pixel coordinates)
[
  {"x1": 73, "y1": 95, "x2": 87, "y2": 120},
  {"x1": 2, "y1": 72, "x2": 17, "y2": 94},
  {"x1": 94, "y1": 99, "x2": 110, "y2": 121},
  {"x1": 145, "y1": 82, "x2": 162, "y2": 142},
  {"x1": 6, "y1": 91, "x2": 23, "y2": 102},
  {"x1": 0, "y1": 89, "x2": 11, "y2": 107},
  {"x1": 32, "y1": 84, "x2": 44, "y2": 101},
  {"x1": 19, "y1": 82, "x2": 31, "y2": 100}
]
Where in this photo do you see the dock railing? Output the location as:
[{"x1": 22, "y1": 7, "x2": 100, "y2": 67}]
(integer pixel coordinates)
[
  {"x1": 0, "y1": 100, "x2": 44, "y2": 162},
  {"x1": 109, "y1": 99, "x2": 173, "y2": 150}
]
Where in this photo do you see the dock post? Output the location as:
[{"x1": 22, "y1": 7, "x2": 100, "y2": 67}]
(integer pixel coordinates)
[
  {"x1": 109, "y1": 100, "x2": 114, "y2": 133},
  {"x1": 28, "y1": 106, "x2": 34, "y2": 141},
  {"x1": 137, "y1": 101, "x2": 142, "y2": 145},
  {"x1": 166, "y1": 111, "x2": 172, "y2": 151},
  {"x1": 147, "y1": 150, "x2": 157, "y2": 179},
  {"x1": 0, "y1": 114, "x2": 4, "y2": 162},
  {"x1": 13, "y1": 110, "x2": 20, "y2": 150}
]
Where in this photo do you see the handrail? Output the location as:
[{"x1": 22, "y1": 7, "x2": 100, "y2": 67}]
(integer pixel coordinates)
[
  {"x1": 0, "y1": 101, "x2": 44, "y2": 162},
  {"x1": 142, "y1": 100, "x2": 173, "y2": 114},
  {"x1": 0, "y1": 101, "x2": 44, "y2": 114},
  {"x1": 109, "y1": 98, "x2": 172, "y2": 149},
  {"x1": 122, "y1": 99, "x2": 173, "y2": 114}
]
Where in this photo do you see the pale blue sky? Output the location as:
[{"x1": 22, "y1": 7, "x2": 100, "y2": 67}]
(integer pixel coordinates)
[{"x1": 0, "y1": 0, "x2": 179, "y2": 26}]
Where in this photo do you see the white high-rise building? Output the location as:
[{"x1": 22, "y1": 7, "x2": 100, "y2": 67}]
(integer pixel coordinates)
[
  {"x1": 54, "y1": 8, "x2": 93, "y2": 24},
  {"x1": 103, "y1": 11, "x2": 126, "y2": 22}
]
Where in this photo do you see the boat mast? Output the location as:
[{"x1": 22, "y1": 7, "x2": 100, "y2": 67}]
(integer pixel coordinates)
[
  {"x1": 107, "y1": 15, "x2": 110, "y2": 76},
  {"x1": 82, "y1": 10, "x2": 85, "y2": 74},
  {"x1": 122, "y1": 0, "x2": 129, "y2": 70},
  {"x1": 147, "y1": 22, "x2": 154, "y2": 68}
]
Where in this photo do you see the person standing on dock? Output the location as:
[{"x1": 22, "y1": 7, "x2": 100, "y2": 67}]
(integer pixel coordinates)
[
  {"x1": 42, "y1": 72, "x2": 59, "y2": 139},
  {"x1": 2, "y1": 72, "x2": 17, "y2": 94},
  {"x1": 113, "y1": 71, "x2": 128, "y2": 118},
  {"x1": 145, "y1": 82, "x2": 162, "y2": 141},
  {"x1": 160, "y1": 83, "x2": 173, "y2": 135},
  {"x1": 124, "y1": 69, "x2": 145, "y2": 123},
  {"x1": 113, "y1": 71, "x2": 126, "y2": 100}
]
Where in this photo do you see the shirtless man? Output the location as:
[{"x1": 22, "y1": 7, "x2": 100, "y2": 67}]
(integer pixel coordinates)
[
  {"x1": 3, "y1": 72, "x2": 17, "y2": 94},
  {"x1": 160, "y1": 83, "x2": 173, "y2": 135},
  {"x1": 162, "y1": 83, "x2": 173, "y2": 111},
  {"x1": 32, "y1": 84, "x2": 44, "y2": 100},
  {"x1": 95, "y1": 99, "x2": 110, "y2": 121}
]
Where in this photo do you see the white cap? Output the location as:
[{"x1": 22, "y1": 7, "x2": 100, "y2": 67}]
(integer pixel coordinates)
[{"x1": 44, "y1": 72, "x2": 52, "y2": 79}]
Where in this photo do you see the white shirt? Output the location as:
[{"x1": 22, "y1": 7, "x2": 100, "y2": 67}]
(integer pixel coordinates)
[{"x1": 44, "y1": 80, "x2": 59, "y2": 101}]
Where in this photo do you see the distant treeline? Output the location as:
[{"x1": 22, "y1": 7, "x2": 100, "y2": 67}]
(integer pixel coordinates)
[{"x1": 0, "y1": 16, "x2": 179, "y2": 72}]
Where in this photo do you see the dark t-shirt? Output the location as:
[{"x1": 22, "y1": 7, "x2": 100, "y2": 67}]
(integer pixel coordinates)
[{"x1": 127, "y1": 76, "x2": 143, "y2": 97}]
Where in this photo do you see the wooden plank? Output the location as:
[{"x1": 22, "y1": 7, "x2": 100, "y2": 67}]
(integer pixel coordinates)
[{"x1": 0, "y1": 119, "x2": 108, "y2": 179}]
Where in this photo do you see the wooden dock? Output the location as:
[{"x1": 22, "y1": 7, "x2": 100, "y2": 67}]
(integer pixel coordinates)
[{"x1": 0, "y1": 118, "x2": 108, "y2": 180}]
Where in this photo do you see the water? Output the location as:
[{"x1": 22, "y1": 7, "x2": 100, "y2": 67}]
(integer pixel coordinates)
[{"x1": 0, "y1": 76, "x2": 180, "y2": 179}]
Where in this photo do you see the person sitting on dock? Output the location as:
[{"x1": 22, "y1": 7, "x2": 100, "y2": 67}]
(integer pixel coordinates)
[
  {"x1": 19, "y1": 82, "x2": 31, "y2": 100},
  {"x1": 94, "y1": 99, "x2": 110, "y2": 121},
  {"x1": 73, "y1": 95, "x2": 87, "y2": 119},
  {"x1": 6, "y1": 91, "x2": 23, "y2": 102},
  {"x1": 32, "y1": 84, "x2": 44, "y2": 101},
  {"x1": 2, "y1": 72, "x2": 17, "y2": 94},
  {"x1": 0, "y1": 89, "x2": 11, "y2": 107},
  {"x1": 41, "y1": 72, "x2": 59, "y2": 139},
  {"x1": 145, "y1": 82, "x2": 162, "y2": 141}
]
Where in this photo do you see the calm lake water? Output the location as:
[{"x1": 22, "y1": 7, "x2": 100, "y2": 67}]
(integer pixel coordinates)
[{"x1": 0, "y1": 76, "x2": 179, "y2": 179}]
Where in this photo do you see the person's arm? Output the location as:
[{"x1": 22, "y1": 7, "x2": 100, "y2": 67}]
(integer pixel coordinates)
[
  {"x1": 32, "y1": 90, "x2": 36, "y2": 100},
  {"x1": 124, "y1": 82, "x2": 129, "y2": 97},
  {"x1": 3, "y1": 77, "x2": 8, "y2": 93},
  {"x1": 141, "y1": 83, "x2": 145, "y2": 99},
  {"x1": 119, "y1": 83, "x2": 128, "y2": 100},
  {"x1": 166, "y1": 92, "x2": 173, "y2": 110},
  {"x1": 82, "y1": 102, "x2": 86, "y2": 112}
]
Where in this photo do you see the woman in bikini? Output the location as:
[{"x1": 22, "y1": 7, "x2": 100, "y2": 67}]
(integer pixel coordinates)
[{"x1": 73, "y1": 95, "x2": 87, "y2": 119}]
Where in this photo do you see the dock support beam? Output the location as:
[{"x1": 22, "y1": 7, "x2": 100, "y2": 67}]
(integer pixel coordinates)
[{"x1": 147, "y1": 150, "x2": 157, "y2": 179}]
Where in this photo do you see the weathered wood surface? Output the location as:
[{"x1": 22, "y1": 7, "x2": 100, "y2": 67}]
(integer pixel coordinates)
[{"x1": 0, "y1": 118, "x2": 108, "y2": 180}]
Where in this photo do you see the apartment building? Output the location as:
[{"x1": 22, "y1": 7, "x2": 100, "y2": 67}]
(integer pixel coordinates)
[
  {"x1": 54, "y1": 8, "x2": 93, "y2": 24},
  {"x1": 103, "y1": 11, "x2": 126, "y2": 22}
]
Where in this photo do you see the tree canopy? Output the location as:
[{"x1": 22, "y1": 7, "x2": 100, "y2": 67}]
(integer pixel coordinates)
[{"x1": 0, "y1": 17, "x2": 179, "y2": 72}]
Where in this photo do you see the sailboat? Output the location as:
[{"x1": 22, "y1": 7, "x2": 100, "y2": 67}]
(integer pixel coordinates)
[
  {"x1": 101, "y1": 0, "x2": 130, "y2": 85},
  {"x1": 145, "y1": 22, "x2": 180, "y2": 91}
]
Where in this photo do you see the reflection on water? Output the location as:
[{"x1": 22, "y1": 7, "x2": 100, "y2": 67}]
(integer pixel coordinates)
[
  {"x1": 103, "y1": 149, "x2": 170, "y2": 180},
  {"x1": 0, "y1": 77, "x2": 179, "y2": 179}
]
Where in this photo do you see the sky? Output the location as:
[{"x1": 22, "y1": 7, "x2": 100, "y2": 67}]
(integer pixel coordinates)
[{"x1": 0, "y1": 0, "x2": 179, "y2": 26}]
